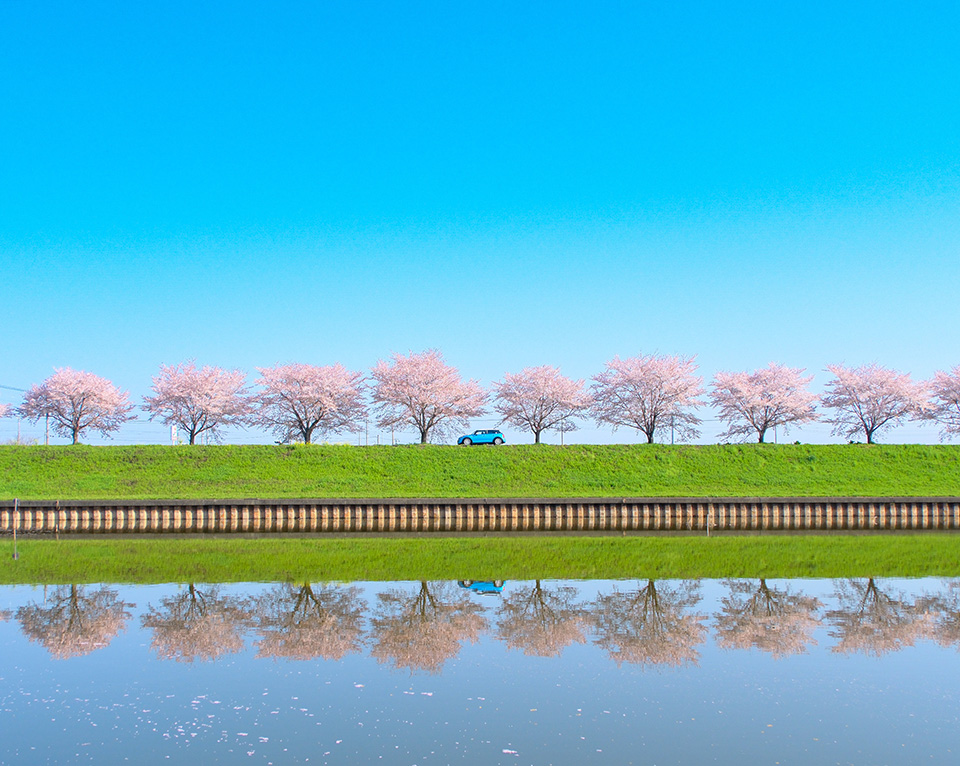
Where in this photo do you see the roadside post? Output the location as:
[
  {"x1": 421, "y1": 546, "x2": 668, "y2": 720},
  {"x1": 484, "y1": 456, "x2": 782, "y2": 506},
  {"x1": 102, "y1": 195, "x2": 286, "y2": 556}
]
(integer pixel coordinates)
[{"x1": 12, "y1": 498, "x2": 19, "y2": 560}]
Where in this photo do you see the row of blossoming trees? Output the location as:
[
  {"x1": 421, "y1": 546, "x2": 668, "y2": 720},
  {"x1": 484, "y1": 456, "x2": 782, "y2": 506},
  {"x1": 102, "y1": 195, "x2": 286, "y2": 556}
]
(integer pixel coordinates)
[
  {"x1": 14, "y1": 578, "x2": 960, "y2": 665},
  {"x1": 4, "y1": 351, "x2": 960, "y2": 444}
]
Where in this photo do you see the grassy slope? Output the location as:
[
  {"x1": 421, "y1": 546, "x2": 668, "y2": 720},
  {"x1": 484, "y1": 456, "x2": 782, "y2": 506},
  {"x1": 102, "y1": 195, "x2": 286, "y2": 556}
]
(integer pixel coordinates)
[
  {"x1": 1, "y1": 443, "x2": 959, "y2": 500},
  {"x1": 2, "y1": 535, "x2": 959, "y2": 584}
]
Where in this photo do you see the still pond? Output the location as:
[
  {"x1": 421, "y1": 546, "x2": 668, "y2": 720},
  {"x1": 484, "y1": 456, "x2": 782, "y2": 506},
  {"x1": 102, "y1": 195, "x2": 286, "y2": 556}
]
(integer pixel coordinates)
[{"x1": 2, "y1": 578, "x2": 958, "y2": 764}]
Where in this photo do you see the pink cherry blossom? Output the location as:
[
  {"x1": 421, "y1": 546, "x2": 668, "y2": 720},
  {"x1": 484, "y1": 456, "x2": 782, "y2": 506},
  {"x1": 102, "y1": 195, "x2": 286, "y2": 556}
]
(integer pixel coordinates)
[
  {"x1": 370, "y1": 581, "x2": 487, "y2": 673},
  {"x1": 143, "y1": 361, "x2": 252, "y2": 444},
  {"x1": 827, "y1": 579, "x2": 927, "y2": 656},
  {"x1": 821, "y1": 363, "x2": 927, "y2": 444},
  {"x1": 17, "y1": 586, "x2": 132, "y2": 659},
  {"x1": 926, "y1": 366, "x2": 960, "y2": 440},
  {"x1": 141, "y1": 584, "x2": 251, "y2": 662},
  {"x1": 710, "y1": 363, "x2": 817, "y2": 443},
  {"x1": 591, "y1": 353, "x2": 704, "y2": 443},
  {"x1": 249, "y1": 583, "x2": 367, "y2": 661},
  {"x1": 496, "y1": 580, "x2": 587, "y2": 657},
  {"x1": 493, "y1": 365, "x2": 591, "y2": 444},
  {"x1": 19, "y1": 368, "x2": 134, "y2": 444},
  {"x1": 255, "y1": 363, "x2": 367, "y2": 444},
  {"x1": 714, "y1": 579, "x2": 822, "y2": 658},
  {"x1": 590, "y1": 580, "x2": 706, "y2": 668},
  {"x1": 371, "y1": 350, "x2": 486, "y2": 444}
]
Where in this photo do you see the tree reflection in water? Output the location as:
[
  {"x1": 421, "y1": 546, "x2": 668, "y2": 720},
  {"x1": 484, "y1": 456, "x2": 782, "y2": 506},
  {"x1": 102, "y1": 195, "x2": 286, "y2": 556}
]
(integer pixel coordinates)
[
  {"x1": 19, "y1": 578, "x2": 960, "y2": 669},
  {"x1": 715, "y1": 579, "x2": 822, "y2": 658},
  {"x1": 590, "y1": 580, "x2": 705, "y2": 667},
  {"x1": 141, "y1": 584, "x2": 251, "y2": 662},
  {"x1": 827, "y1": 578, "x2": 928, "y2": 656},
  {"x1": 16, "y1": 585, "x2": 132, "y2": 659},
  {"x1": 915, "y1": 580, "x2": 960, "y2": 650},
  {"x1": 495, "y1": 579, "x2": 587, "y2": 657},
  {"x1": 370, "y1": 581, "x2": 487, "y2": 673},
  {"x1": 248, "y1": 583, "x2": 366, "y2": 660}
]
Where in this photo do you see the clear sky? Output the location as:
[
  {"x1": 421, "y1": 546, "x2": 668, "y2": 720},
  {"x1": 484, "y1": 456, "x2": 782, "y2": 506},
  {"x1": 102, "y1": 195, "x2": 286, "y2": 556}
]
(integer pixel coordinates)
[{"x1": 2, "y1": 1, "x2": 959, "y2": 445}]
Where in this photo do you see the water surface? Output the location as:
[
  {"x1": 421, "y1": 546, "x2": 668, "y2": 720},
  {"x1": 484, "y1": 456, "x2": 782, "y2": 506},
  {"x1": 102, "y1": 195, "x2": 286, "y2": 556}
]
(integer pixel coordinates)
[{"x1": 2, "y1": 578, "x2": 958, "y2": 764}]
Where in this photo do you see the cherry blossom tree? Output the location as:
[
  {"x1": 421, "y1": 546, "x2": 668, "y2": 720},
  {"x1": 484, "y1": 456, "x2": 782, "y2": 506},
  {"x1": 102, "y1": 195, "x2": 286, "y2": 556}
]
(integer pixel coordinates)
[
  {"x1": 710, "y1": 363, "x2": 818, "y2": 443},
  {"x1": 141, "y1": 584, "x2": 251, "y2": 662},
  {"x1": 255, "y1": 363, "x2": 367, "y2": 444},
  {"x1": 371, "y1": 350, "x2": 486, "y2": 444},
  {"x1": 826, "y1": 578, "x2": 928, "y2": 656},
  {"x1": 821, "y1": 363, "x2": 927, "y2": 444},
  {"x1": 369, "y1": 581, "x2": 487, "y2": 673},
  {"x1": 924, "y1": 366, "x2": 960, "y2": 441},
  {"x1": 591, "y1": 354, "x2": 704, "y2": 443},
  {"x1": 248, "y1": 583, "x2": 367, "y2": 660},
  {"x1": 16, "y1": 585, "x2": 132, "y2": 659},
  {"x1": 493, "y1": 365, "x2": 591, "y2": 444},
  {"x1": 917, "y1": 581, "x2": 960, "y2": 649},
  {"x1": 143, "y1": 361, "x2": 253, "y2": 444},
  {"x1": 0, "y1": 402, "x2": 9, "y2": 419},
  {"x1": 589, "y1": 580, "x2": 705, "y2": 667},
  {"x1": 714, "y1": 579, "x2": 822, "y2": 658},
  {"x1": 495, "y1": 580, "x2": 587, "y2": 657},
  {"x1": 19, "y1": 368, "x2": 134, "y2": 444}
]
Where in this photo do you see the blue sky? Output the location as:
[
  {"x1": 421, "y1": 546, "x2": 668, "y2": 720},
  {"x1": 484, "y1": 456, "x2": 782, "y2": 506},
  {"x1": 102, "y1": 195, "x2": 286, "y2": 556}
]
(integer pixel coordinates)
[{"x1": 2, "y1": 1, "x2": 959, "y2": 444}]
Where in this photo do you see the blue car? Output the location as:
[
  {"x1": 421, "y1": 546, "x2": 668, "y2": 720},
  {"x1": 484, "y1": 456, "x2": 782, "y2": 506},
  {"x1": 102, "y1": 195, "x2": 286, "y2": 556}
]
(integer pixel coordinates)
[
  {"x1": 458, "y1": 580, "x2": 505, "y2": 595},
  {"x1": 458, "y1": 429, "x2": 505, "y2": 446}
]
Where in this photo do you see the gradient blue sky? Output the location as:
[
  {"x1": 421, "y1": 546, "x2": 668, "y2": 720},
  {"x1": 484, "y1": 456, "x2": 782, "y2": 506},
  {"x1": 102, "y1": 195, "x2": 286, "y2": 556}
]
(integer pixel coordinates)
[{"x1": 2, "y1": 1, "x2": 958, "y2": 444}]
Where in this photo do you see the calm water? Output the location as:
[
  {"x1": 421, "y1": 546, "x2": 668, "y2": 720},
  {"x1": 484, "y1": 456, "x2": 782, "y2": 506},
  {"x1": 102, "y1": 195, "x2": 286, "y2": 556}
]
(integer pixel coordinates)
[{"x1": 2, "y1": 578, "x2": 959, "y2": 764}]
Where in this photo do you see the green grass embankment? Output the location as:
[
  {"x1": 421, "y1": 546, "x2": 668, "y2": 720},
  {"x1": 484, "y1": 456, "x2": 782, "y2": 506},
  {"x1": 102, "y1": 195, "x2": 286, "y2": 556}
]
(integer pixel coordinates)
[
  {"x1": 2, "y1": 443, "x2": 960, "y2": 500},
  {"x1": 2, "y1": 535, "x2": 959, "y2": 584}
]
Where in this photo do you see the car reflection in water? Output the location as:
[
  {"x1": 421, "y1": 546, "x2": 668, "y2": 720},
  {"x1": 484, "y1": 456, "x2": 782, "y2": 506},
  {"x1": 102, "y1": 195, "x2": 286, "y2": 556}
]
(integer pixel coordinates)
[{"x1": 458, "y1": 580, "x2": 506, "y2": 595}]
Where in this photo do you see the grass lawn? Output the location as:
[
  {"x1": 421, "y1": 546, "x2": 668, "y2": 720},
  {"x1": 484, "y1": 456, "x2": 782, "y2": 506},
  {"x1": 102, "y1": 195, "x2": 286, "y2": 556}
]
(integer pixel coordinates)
[
  {"x1": 4, "y1": 444, "x2": 957, "y2": 585},
  {"x1": 2, "y1": 443, "x2": 960, "y2": 500},
  {"x1": 2, "y1": 534, "x2": 959, "y2": 584}
]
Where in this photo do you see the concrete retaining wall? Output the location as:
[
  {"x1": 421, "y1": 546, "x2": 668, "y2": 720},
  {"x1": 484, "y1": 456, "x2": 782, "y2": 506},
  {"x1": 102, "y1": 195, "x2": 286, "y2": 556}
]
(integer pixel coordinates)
[{"x1": 2, "y1": 497, "x2": 960, "y2": 534}]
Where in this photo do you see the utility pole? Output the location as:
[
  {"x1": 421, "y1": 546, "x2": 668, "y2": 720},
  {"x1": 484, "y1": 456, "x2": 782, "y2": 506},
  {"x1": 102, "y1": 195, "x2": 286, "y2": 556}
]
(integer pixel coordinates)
[{"x1": 12, "y1": 498, "x2": 19, "y2": 560}]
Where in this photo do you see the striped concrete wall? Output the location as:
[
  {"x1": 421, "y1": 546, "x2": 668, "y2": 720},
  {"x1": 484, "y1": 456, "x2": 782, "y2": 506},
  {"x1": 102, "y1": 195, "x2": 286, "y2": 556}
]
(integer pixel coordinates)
[{"x1": 2, "y1": 497, "x2": 960, "y2": 534}]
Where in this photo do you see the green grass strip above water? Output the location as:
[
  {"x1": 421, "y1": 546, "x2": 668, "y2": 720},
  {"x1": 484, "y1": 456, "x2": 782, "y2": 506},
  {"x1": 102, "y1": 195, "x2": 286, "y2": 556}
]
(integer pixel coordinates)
[
  {"x1": 2, "y1": 443, "x2": 960, "y2": 500},
  {"x1": 2, "y1": 535, "x2": 959, "y2": 584}
]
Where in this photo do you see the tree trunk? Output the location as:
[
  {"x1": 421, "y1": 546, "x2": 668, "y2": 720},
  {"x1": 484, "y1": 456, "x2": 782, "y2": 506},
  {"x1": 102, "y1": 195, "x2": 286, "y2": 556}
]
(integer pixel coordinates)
[
  {"x1": 420, "y1": 431, "x2": 428, "y2": 444},
  {"x1": 189, "y1": 432, "x2": 197, "y2": 445},
  {"x1": 534, "y1": 430, "x2": 541, "y2": 444},
  {"x1": 646, "y1": 431, "x2": 655, "y2": 444},
  {"x1": 757, "y1": 429, "x2": 767, "y2": 444},
  {"x1": 71, "y1": 427, "x2": 79, "y2": 445}
]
